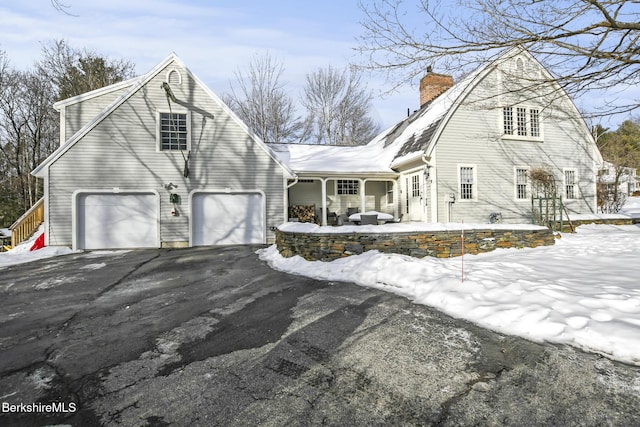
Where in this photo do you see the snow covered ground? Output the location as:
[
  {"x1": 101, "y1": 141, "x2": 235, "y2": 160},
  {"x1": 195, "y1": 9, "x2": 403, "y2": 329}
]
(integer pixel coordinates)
[
  {"x1": 259, "y1": 197, "x2": 640, "y2": 366},
  {"x1": 0, "y1": 225, "x2": 76, "y2": 268},
  {"x1": 3, "y1": 199, "x2": 640, "y2": 366}
]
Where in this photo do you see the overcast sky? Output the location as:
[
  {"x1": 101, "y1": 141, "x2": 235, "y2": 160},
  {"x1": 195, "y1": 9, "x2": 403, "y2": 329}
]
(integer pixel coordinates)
[{"x1": 0, "y1": 1, "x2": 632, "y2": 131}]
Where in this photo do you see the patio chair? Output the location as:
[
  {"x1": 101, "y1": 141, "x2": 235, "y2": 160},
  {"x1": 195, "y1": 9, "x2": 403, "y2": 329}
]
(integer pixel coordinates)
[
  {"x1": 346, "y1": 207, "x2": 360, "y2": 217},
  {"x1": 385, "y1": 214, "x2": 404, "y2": 224},
  {"x1": 359, "y1": 214, "x2": 378, "y2": 225}
]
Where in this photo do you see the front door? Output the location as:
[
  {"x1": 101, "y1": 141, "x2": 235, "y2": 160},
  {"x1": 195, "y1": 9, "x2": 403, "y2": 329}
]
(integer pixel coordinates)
[{"x1": 404, "y1": 172, "x2": 423, "y2": 221}]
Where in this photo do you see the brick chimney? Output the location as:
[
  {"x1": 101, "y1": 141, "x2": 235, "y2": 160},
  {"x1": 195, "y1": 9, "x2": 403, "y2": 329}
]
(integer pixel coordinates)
[{"x1": 419, "y1": 69, "x2": 454, "y2": 107}]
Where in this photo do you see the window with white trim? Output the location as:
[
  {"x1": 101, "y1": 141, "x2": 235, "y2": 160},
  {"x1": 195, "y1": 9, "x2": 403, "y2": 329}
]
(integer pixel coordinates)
[
  {"x1": 530, "y1": 109, "x2": 540, "y2": 137},
  {"x1": 460, "y1": 166, "x2": 475, "y2": 200},
  {"x1": 503, "y1": 106, "x2": 542, "y2": 139},
  {"x1": 159, "y1": 112, "x2": 189, "y2": 151},
  {"x1": 515, "y1": 168, "x2": 529, "y2": 200},
  {"x1": 516, "y1": 107, "x2": 527, "y2": 136},
  {"x1": 337, "y1": 179, "x2": 359, "y2": 195},
  {"x1": 503, "y1": 107, "x2": 514, "y2": 135},
  {"x1": 515, "y1": 58, "x2": 524, "y2": 76},
  {"x1": 386, "y1": 181, "x2": 394, "y2": 204},
  {"x1": 564, "y1": 169, "x2": 577, "y2": 199}
]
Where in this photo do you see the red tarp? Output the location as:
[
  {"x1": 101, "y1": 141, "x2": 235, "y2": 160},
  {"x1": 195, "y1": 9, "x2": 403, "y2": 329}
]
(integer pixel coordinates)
[{"x1": 30, "y1": 233, "x2": 45, "y2": 251}]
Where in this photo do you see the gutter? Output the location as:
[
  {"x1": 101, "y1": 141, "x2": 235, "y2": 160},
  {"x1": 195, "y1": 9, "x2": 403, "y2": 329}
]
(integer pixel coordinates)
[
  {"x1": 292, "y1": 171, "x2": 399, "y2": 179},
  {"x1": 287, "y1": 176, "x2": 299, "y2": 188}
]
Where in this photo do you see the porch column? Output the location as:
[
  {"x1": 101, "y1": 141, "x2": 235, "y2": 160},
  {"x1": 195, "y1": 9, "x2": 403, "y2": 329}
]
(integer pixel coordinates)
[
  {"x1": 321, "y1": 178, "x2": 328, "y2": 226},
  {"x1": 283, "y1": 176, "x2": 289, "y2": 222},
  {"x1": 394, "y1": 180, "x2": 400, "y2": 219},
  {"x1": 360, "y1": 179, "x2": 366, "y2": 213}
]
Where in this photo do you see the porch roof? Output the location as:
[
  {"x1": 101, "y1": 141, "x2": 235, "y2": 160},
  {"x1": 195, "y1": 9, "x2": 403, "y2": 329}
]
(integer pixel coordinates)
[{"x1": 267, "y1": 142, "x2": 398, "y2": 174}]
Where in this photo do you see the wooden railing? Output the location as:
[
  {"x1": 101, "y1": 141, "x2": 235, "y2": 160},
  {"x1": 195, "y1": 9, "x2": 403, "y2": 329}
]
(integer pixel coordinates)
[{"x1": 9, "y1": 197, "x2": 45, "y2": 248}]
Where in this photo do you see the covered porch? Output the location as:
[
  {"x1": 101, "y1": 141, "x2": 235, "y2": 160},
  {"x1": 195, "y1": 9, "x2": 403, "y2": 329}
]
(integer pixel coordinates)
[{"x1": 286, "y1": 174, "x2": 400, "y2": 226}]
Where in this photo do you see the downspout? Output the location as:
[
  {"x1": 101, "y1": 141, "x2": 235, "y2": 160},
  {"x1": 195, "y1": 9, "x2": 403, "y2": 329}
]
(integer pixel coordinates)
[
  {"x1": 286, "y1": 175, "x2": 299, "y2": 188},
  {"x1": 421, "y1": 153, "x2": 432, "y2": 222}
]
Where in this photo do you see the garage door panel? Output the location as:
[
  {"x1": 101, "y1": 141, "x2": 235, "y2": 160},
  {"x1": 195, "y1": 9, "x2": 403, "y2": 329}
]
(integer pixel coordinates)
[
  {"x1": 77, "y1": 193, "x2": 159, "y2": 250},
  {"x1": 192, "y1": 192, "x2": 264, "y2": 246}
]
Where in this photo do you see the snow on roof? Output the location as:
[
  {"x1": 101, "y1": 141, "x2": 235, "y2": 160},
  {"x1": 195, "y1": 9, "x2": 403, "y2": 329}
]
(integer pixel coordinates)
[
  {"x1": 270, "y1": 60, "x2": 485, "y2": 175},
  {"x1": 268, "y1": 142, "x2": 399, "y2": 174},
  {"x1": 387, "y1": 68, "x2": 485, "y2": 167}
]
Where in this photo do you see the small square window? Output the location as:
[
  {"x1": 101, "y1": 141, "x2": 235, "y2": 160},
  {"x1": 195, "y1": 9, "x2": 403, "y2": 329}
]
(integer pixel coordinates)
[
  {"x1": 159, "y1": 112, "x2": 188, "y2": 151},
  {"x1": 337, "y1": 180, "x2": 359, "y2": 195}
]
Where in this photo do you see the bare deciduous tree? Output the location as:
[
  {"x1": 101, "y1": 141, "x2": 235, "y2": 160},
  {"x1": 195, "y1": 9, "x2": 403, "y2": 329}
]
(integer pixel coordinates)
[
  {"x1": 0, "y1": 67, "x2": 58, "y2": 220},
  {"x1": 51, "y1": 0, "x2": 69, "y2": 12},
  {"x1": 0, "y1": 43, "x2": 135, "y2": 225},
  {"x1": 301, "y1": 65, "x2": 380, "y2": 145},
  {"x1": 223, "y1": 53, "x2": 302, "y2": 143},
  {"x1": 357, "y1": 0, "x2": 640, "y2": 119},
  {"x1": 38, "y1": 39, "x2": 135, "y2": 101}
]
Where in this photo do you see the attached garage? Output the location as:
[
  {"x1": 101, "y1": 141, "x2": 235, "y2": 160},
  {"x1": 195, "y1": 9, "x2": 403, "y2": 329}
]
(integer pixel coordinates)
[
  {"x1": 191, "y1": 191, "x2": 265, "y2": 246},
  {"x1": 75, "y1": 191, "x2": 160, "y2": 250}
]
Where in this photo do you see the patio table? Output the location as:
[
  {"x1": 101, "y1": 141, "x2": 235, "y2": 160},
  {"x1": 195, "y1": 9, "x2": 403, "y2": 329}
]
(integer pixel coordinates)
[{"x1": 348, "y1": 211, "x2": 394, "y2": 224}]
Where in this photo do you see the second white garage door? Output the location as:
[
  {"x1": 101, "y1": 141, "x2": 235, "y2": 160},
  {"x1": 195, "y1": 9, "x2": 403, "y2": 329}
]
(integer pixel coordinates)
[
  {"x1": 191, "y1": 191, "x2": 265, "y2": 246},
  {"x1": 76, "y1": 192, "x2": 159, "y2": 250}
]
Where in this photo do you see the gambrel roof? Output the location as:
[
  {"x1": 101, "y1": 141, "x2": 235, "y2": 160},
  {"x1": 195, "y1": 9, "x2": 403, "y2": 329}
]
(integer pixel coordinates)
[{"x1": 271, "y1": 46, "x2": 602, "y2": 174}]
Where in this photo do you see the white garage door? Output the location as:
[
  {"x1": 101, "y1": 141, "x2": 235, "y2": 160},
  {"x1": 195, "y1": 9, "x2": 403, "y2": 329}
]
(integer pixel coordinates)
[
  {"x1": 191, "y1": 192, "x2": 265, "y2": 246},
  {"x1": 76, "y1": 192, "x2": 159, "y2": 250}
]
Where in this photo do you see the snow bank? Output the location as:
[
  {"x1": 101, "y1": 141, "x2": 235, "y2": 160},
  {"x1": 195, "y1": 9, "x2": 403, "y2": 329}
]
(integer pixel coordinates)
[
  {"x1": 0, "y1": 225, "x2": 76, "y2": 268},
  {"x1": 260, "y1": 197, "x2": 640, "y2": 366}
]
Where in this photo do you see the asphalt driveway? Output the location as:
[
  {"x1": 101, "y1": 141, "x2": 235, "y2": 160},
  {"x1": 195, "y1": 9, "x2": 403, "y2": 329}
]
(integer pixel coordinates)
[{"x1": 1, "y1": 246, "x2": 639, "y2": 426}]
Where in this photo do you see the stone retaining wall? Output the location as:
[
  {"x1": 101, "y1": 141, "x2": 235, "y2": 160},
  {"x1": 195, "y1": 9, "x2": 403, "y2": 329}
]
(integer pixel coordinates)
[
  {"x1": 276, "y1": 227, "x2": 555, "y2": 262},
  {"x1": 558, "y1": 217, "x2": 640, "y2": 232}
]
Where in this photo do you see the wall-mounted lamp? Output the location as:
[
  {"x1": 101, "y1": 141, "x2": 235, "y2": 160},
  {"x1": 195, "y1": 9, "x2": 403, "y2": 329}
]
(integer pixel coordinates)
[
  {"x1": 424, "y1": 164, "x2": 432, "y2": 180},
  {"x1": 164, "y1": 182, "x2": 178, "y2": 191}
]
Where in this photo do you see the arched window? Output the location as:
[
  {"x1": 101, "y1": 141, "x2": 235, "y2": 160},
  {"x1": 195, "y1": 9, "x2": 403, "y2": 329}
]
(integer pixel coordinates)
[
  {"x1": 515, "y1": 58, "x2": 524, "y2": 76},
  {"x1": 166, "y1": 69, "x2": 182, "y2": 85}
]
